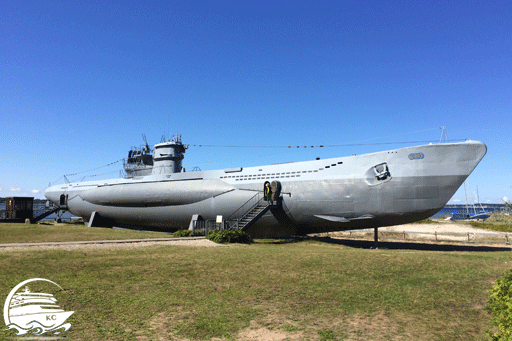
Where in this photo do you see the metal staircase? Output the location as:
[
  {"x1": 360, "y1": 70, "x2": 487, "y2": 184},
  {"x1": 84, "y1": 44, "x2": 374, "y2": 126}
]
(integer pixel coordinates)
[
  {"x1": 226, "y1": 192, "x2": 267, "y2": 230},
  {"x1": 226, "y1": 191, "x2": 294, "y2": 231},
  {"x1": 31, "y1": 206, "x2": 62, "y2": 223},
  {"x1": 237, "y1": 203, "x2": 271, "y2": 230}
]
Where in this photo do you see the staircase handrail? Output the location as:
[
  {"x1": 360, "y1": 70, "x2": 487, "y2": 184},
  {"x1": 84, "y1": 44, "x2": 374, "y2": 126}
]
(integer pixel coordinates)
[
  {"x1": 31, "y1": 206, "x2": 62, "y2": 223},
  {"x1": 227, "y1": 191, "x2": 265, "y2": 222}
]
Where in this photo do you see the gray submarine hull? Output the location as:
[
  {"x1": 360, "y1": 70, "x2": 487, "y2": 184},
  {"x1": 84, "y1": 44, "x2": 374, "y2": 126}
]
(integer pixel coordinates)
[{"x1": 45, "y1": 140, "x2": 487, "y2": 237}]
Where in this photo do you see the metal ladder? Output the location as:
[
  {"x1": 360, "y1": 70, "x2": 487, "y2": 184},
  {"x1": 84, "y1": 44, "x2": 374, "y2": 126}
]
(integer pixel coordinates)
[{"x1": 237, "y1": 203, "x2": 272, "y2": 230}]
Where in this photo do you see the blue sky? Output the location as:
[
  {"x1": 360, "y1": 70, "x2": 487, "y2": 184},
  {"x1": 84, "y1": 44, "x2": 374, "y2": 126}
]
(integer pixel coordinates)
[{"x1": 1, "y1": 0, "x2": 511, "y2": 204}]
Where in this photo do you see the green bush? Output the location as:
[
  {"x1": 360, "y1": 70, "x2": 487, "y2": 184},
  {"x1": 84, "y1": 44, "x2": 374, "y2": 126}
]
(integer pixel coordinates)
[
  {"x1": 205, "y1": 229, "x2": 253, "y2": 244},
  {"x1": 488, "y1": 213, "x2": 512, "y2": 224},
  {"x1": 487, "y1": 269, "x2": 512, "y2": 340},
  {"x1": 193, "y1": 228, "x2": 206, "y2": 236},
  {"x1": 173, "y1": 229, "x2": 206, "y2": 237},
  {"x1": 173, "y1": 229, "x2": 193, "y2": 237}
]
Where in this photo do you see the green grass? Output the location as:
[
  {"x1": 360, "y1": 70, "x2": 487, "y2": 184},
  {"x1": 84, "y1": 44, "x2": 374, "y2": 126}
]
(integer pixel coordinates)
[
  {"x1": 0, "y1": 222, "x2": 172, "y2": 243},
  {"x1": 443, "y1": 213, "x2": 512, "y2": 233},
  {"x1": 467, "y1": 221, "x2": 512, "y2": 233},
  {"x1": 465, "y1": 218, "x2": 512, "y2": 233},
  {"x1": 408, "y1": 216, "x2": 512, "y2": 233},
  {"x1": 0, "y1": 223, "x2": 510, "y2": 340}
]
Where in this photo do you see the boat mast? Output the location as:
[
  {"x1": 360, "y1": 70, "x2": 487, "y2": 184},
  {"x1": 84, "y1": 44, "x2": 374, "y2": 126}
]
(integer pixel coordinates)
[{"x1": 439, "y1": 126, "x2": 449, "y2": 143}]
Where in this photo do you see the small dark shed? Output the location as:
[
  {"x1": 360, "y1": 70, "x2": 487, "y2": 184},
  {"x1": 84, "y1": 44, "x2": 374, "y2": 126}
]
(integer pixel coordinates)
[{"x1": 5, "y1": 197, "x2": 34, "y2": 220}]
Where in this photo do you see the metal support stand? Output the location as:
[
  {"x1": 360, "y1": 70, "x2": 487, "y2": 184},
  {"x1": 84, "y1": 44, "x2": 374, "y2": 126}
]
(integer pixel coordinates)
[
  {"x1": 188, "y1": 214, "x2": 203, "y2": 231},
  {"x1": 56, "y1": 209, "x2": 64, "y2": 223},
  {"x1": 88, "y1": 211, "x2": 113, "y2": 228},
  {"x1": 372, "y1": 227, "x2": 379, "y2": 249}
]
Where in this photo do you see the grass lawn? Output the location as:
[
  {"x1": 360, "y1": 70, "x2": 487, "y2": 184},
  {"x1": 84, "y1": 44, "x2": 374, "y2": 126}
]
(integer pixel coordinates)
[
  {"x1": 466, "y1": 220, "x2": 512, "y2": 233},
  {"x1": 412, "y1": 218, "x2": 512, "y2": 233},
  {"x1": 458, "y1": 213, "x2": 512, "y2": 233},
  {"x1": 0, "y1": 222, "x2": 173, "y2": 243},
  {"x1": 0, "y1": 223, "x2": 511, "y2": 340}
]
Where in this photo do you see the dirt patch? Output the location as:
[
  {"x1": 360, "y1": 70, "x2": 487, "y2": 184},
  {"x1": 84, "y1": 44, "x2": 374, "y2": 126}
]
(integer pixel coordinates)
[
  {"x1": 136, "y1": 309, "x2": 194, "y2": 341},
  {"x1": 134, "y1": 312, "x2": 171, "y2": 341},
  {"x1": 336, "y1": 312, "x2": 418, "y2": 340},
  {"x1": 326, "y1": 221, "x2": 511, "y2": 245},
  {"x1": 380, "y1": 221, "x2": 491, "y2": 234},
  {"x1": 0, "y1": 238, "x2": 224, "y2": 251},
  {"x1": 237, "y1": 320, "x2": 303, "y2": 341}
]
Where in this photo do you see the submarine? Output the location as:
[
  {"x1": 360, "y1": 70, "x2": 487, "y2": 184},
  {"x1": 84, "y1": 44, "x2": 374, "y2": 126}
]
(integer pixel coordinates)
[{"x1": 45, "y1": 135, "x2": 487, "y2": 237}]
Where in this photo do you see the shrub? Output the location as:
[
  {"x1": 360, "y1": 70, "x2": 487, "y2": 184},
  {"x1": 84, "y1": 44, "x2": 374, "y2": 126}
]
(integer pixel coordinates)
[
  {"x1": 173, "y1": 229, "x2": 206, "y2": 237},
  {"x1": 173, "y1": 229, "x2": 193, "y2": 237},
  {"x1": 488, "y1": 213, "x2": 512, "y2": 224},
  {"x1": 205, "y1": 229, "x2": 253, "y2": 244},
  {"x1": 192, "y1": 228, "x2": 206, "y2": 236},
  {"x1": 487, "y1": 269, "x2": 512, "y2": 340}
]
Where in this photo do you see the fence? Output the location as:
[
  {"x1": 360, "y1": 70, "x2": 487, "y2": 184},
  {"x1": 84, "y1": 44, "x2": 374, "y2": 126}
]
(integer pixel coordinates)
[
  {"x1": 192, "y1": 219, "x2": 239, "y2": 235},
  {"x1": 326, "y1": 229, "x2": 512, "y2": 245}
]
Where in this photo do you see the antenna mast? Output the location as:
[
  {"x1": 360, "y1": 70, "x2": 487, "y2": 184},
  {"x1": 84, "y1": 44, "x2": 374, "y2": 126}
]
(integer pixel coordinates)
[{"x1": 439, "y1": 126, "x2": 448, "y2": 143}]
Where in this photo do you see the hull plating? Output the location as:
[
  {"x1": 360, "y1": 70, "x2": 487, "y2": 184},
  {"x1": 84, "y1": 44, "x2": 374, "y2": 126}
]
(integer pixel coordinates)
[{"x1": 45, "y1": 141, "x2": 487, "y2": 235}]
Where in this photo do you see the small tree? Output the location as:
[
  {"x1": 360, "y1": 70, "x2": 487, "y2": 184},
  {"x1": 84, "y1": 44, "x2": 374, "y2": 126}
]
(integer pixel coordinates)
[
  {"x1": 502, "y1": 198, "x2": 512, "y2": 210},
  {"x1": 487, "y1": 269, "x2": 512, "y2": 340}
]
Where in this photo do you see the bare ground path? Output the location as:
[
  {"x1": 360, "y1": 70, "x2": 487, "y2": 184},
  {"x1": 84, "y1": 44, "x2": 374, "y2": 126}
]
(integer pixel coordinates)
[
  {"x1": 0, "y1": 236, "x2": 222, "y2": 251},
  {"x1": 317, "y1": 221, "x2": 512, "y2": 251}
]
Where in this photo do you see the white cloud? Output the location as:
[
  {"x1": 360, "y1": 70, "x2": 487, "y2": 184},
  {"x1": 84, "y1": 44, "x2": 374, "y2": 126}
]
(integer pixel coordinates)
[
  {"x1": 503, "y1": 197, "x2": 510, "y2": 203},
  {"x1": 452, "y1": 199, "x2": 461, "y2": 202},
  {"x1": 0, "y1": 185, "x2": 44, "y2": 198}
]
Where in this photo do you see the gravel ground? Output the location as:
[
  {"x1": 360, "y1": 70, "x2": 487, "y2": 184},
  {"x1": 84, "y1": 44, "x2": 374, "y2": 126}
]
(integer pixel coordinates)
[
  {"x1": 1, "y1": 222, "x2": 509, "y2": 250},
  {"x1": 379, "y1": 221, "x2": 493, "y2": 234},
  {"x1": 0, "y1": 237, "x2": 224, "y2": 251},
  {"x1": 330, "y1": 221, "x2": 512, "y2": 244}
]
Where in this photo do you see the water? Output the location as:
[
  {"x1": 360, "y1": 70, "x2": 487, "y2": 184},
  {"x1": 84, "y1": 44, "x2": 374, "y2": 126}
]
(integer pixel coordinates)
[{"x1": 430, "y1": 203, "x2": 507, "y2": 219}]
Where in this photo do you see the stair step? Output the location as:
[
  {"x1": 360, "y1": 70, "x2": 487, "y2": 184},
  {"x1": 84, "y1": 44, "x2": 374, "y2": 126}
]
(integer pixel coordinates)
[{"x1": 231, "y1": 200, "x2": 276, "y2": 231}]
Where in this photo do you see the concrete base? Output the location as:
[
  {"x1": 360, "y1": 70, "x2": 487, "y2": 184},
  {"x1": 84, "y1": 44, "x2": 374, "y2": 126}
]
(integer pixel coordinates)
[
  {"x1": 88, "y1": 211, "x2": 114, "y2": 228},
  {"x1": 188, "y1": 214, "x2": 204, "y2": 231}
]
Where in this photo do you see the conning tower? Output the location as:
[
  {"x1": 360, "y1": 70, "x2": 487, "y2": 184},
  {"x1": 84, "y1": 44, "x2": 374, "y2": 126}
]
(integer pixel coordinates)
[
  {"x1": 124, "y1": 135, "x2": 154, "y2": 178},
  {"x1": 152, "y1": 134, "x2": 188, "y2": 174}
]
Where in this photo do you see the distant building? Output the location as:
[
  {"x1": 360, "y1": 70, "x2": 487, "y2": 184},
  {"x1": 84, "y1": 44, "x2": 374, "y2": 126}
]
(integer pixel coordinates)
[{"x1": 4, "y1": 197, "x2": 34, "y2": 220}]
